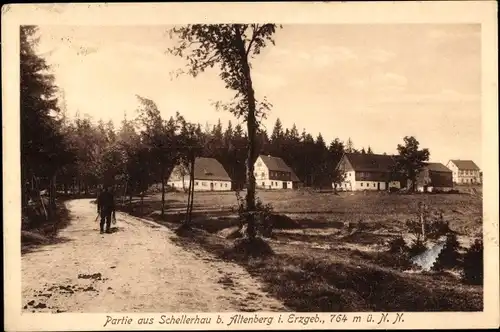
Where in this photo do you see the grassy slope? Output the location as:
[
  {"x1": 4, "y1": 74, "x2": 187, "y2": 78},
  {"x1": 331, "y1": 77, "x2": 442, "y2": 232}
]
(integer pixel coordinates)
[{"x1": 116, "y1": 188, "x2": 483, "y2": 311}]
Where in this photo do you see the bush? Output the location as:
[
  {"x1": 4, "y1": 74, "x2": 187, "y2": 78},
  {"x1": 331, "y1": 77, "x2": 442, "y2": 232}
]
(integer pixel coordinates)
[
  {"x1": 386, "y1": 236, "x2": 414, "y2": 269},
  {"x1": 461, "y1": 239, "x2": 483, "y2": 285},
  {"x1": 223, "y1": 237, "x2": 274, "y2": 260},
  {"x1": 388, "y1": 235, "x2": 408, "y2": 255},
  {"x1": 234, "y1": 190, "x2": 274, "y2": 237},
  {"x1": 432, "y1": 233, "x2": 462, "y2": 271},
  {"x1": 408, "y1": 239, "x2": 427, "y2": 257},
  {"x1": 405, "y1": 204, "x2": 449, "y2": 244}
]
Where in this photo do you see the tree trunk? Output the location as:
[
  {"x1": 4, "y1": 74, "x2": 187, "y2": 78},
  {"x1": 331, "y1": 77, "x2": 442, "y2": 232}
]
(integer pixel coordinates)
[
  {"x1": 185, "y1": 160, "x2": 193, "y2": 226},
  {"x1": 161, "y1": 166, "x2": 165, "y2": 217},
  {"x1": 188, "y1": 155, "x2": 195, "y2": 222},
  {"x1": 234, "y1": 26, "x2": 258, "y2": 240},
  {"x1": 122, "y1": 179, "x2": 127, "y2": 205},
  {"x1": 140, "y1": 187, "x2": 144, "y2": 214}
]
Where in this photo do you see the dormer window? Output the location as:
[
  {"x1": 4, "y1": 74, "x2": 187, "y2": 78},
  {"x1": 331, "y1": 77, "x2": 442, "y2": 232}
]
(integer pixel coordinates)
[{"x1": 203, "y1": 169, "x2": 213, "y2": 176}]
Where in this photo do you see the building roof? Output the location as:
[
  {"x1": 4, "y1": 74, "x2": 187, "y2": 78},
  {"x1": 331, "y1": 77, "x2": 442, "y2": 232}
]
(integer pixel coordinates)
[
  {"x1": 169, "y1": 157, "x2": 231, "y2": 182},
  {"x1": 193, "y1": 157, "x2": 232, "y2": 181},
  {"x1": 424, "y1": 162, "x2": 452, "y2": 173},
  {"x1": 258, "y1": 155, "x2": 301, "y2": 182},
  {"x1": 450, "y1": 160, "x2": 480, "y2": 170},
  {"x1": 416, "y1": 166, "x2": 454, "y2": 188},
  {"x1": 342, "y1": 153, "x2": 397, "y2": 172}
]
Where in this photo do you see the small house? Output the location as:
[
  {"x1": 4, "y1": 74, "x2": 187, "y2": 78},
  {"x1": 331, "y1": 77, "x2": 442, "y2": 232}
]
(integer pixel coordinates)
[
  {"x1": 254, "y1": 155, "x2": 301, "y2": 189},
  {"x1": 167, "y1": 157, "x2": 232, "y2": 192}
]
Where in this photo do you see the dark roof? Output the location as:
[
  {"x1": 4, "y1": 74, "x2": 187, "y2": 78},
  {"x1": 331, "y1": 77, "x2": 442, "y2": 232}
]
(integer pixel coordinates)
[
  {"x1": 450, "y1": 160, "x2": 480, "y2": 170},
  {"x1": 424, "y1": 162, "x2": 452, "y2": 173},
  {"x1": 417, "y1": 167, "x2": 454, "y2": 188},
  {"x1": 193, "y1": 157, "x2": 231, "y2": 181},
  {"x1": 259, "y1": 155, "x2": 300, "y2": 182},
  {"x1": 169, "y1": 157, "x2": 231, "y2": 182},
  {"x1": 343, "y1": 153, "x2": 397, "y2": 172}
]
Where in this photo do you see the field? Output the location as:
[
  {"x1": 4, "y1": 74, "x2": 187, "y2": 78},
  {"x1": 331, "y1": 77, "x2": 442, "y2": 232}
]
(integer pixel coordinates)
[{"x1": 117, "y1": 187, "x2": 483, "y2": 311}]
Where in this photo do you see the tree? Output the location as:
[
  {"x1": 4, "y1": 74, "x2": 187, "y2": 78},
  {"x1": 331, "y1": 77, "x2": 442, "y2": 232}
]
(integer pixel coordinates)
[
  {"x1": 345, "y1": 137, "x2": 355, "y2": 153},
  {"x1": 394, "y1": 136, "x2": 430, "y2": 192},
  {"x1": 20, "y1": 25, "x2": 74, "y2": 214},
  {"x1": 168, "y1": 24, "x2": 281, "y2": 240},
  {"x1": 367, "y1": 146, "x2": 373, "y2": 154},
  {"x1": 177, "y1": 120, "x2": 204, "y2": 228},
  {"x1": 136, "y1": 95, "x2": 180, "y2": 216}
]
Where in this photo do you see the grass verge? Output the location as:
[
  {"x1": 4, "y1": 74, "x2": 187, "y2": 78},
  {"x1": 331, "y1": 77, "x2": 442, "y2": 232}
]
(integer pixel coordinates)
[{"x1": 115, "y1": 199, "x2": 483, "y2": 312}]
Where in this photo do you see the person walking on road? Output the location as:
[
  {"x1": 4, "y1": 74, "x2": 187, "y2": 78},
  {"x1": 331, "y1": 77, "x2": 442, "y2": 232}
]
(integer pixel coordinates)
[{"x1": 97, "y1": 185, "x2": 116, "y2": 234}]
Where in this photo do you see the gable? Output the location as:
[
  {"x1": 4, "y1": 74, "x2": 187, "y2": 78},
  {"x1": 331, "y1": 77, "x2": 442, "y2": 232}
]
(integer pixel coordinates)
[
  {"x1": 257, "y1": 155, "x2": 301, "y2": 182},
  {"x1": 336, "y1": 154, "x2": 354, "y2": 172}
]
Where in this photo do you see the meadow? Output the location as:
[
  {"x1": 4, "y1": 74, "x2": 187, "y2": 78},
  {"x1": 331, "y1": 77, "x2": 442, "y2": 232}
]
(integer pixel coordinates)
[{"x1": 117, "y1": 186, "x2": 483, "y2": 311}]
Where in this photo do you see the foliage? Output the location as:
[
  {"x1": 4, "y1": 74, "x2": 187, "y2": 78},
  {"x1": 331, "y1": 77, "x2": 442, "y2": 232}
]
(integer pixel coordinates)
[
  {"x1": 461, "y1": 239, "x2": 483, "y2": 285},
  {"x1": 388, "y1": 235, "x2": 408, "y2": 255},
  {"x1": 20, "y1": 25, "x2": 75, "y2": 218},
  {"x1": 432, "y1": 233, "x2": 462, "y2": 271},
  {"x1": 234, "y1": 190, "x2": 274, "y2": 237},
  {"x1": 408, "y1": 239, "x2": 427, "y2": 257},
  {"x1": 393, "y1": 136, "x2": 430, "y2": 191},
  {"x1": 405, "y1": 202, "x2": 449, "y2": 245},
  {"x1": 168, "y1": 24, "x2": 282, "y2": 240}
]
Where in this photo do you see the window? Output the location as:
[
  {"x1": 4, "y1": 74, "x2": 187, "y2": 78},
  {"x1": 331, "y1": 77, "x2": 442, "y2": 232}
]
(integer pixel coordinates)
[
  {"x1": 261, "y1": 172, "x2": 265, "y2": 178},
  {"x1": 195, "y1": 182, "x2": 199, "y2": 186},
  {"x1": 257, "y1": 161, "x2": 262, "y2": 167},
  {"x1": 360, "y1": 183, "x2": 363, "y2": 187},
  {"x1": 202, "y1": 182, "x2": 207, "y2": 186},
  {"x1": 373, "y1": 183, "x2": 376, "y2": 187},
  {"x1": 262, "y1": 182, "x2": 265, "y2": 186},
  {"x1": 225, "y1": 183, "x2": 228, "y2": 187}
]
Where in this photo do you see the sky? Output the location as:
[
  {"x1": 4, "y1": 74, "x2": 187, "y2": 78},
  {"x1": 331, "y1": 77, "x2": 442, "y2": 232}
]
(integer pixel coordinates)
[{"x1": 35, "y1": 24, "x2": 482, "y2": 167}]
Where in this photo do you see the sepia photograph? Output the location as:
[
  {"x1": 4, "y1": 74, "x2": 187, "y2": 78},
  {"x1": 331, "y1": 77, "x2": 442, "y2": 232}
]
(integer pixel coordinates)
[{"x1": 3, "y1": 2, "x2": 499, "y2": 331}]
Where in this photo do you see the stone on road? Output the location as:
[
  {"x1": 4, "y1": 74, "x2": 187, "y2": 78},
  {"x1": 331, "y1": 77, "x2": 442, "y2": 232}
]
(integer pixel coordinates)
[{"x1": 22, "y1": 199, "x2": 286, "y2": 313}]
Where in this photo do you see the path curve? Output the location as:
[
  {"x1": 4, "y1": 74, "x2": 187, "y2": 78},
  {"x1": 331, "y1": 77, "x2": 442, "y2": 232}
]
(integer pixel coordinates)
[{"x1": 22, "y1": 199, "x2": 287, "y2": 313}]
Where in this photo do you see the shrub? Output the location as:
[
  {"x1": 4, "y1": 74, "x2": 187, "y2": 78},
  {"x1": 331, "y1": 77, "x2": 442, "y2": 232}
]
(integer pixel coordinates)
[
  {"x1": 461, "y1": 239, "x2": 483, "y2": 285},
  {"x1": 408, "y1": 239, "x2": 427, "y2": 257},
  {"x1": 234, "y1": 190, "x2": 274, "y2": 237},
  {"x1": 405, "y1": 204, "x2": 449, "y2": 245},
  {"x1": 388, "y1": 235, "x2": 408, "y2": 255},
  {"x1": 432, "y1": 233, "x2": 462, "y2": 271},
  {"x1": 386, "y1": 235, "x2": 414, "y2": 269}
]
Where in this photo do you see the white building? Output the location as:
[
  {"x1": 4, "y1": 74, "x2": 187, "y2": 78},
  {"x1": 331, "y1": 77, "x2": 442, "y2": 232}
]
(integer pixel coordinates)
[
  {"x1": 254, "y1": 155, "x2": 301, "y2": 190},
  {"x1": 446, "y1": 160, "x2": 481, "y2": 184},
  {"x1": 167, "y1": 157, "x2": 232, "y2": 191},
  {"x1": 333, "y1": 153, "x2": 402, "y2": 191}
]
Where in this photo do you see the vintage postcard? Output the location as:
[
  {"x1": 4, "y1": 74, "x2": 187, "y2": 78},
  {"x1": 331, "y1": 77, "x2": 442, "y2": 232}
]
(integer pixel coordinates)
[{"x1": 2, "y1": 1, "x2": 499, "y2": 331}]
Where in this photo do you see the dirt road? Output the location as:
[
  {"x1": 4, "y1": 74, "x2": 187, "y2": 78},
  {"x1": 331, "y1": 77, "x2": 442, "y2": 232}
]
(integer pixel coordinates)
[{"x1": 22, "y1": 199, "x2": 287, "y2": 313}]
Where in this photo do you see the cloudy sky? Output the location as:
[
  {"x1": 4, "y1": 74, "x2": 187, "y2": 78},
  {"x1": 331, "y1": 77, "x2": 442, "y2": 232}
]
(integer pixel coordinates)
[{"x1": 35, "y1": 24, "x2": 481, "y2": 167}]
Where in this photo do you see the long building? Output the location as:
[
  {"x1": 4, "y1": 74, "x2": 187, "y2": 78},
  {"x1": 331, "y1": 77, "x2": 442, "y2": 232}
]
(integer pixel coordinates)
[{"x1": 167, "y1": 157, "x2": 232, "y2": 191}]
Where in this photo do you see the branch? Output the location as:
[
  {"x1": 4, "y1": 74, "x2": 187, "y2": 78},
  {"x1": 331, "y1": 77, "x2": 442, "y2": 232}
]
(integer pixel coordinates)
[
  {"x1": 245, "y1": 24, "x2": 259, "y2": 58},
  {"x1": 245, "y1": 23, "x2": 274, "y2": 58}
]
